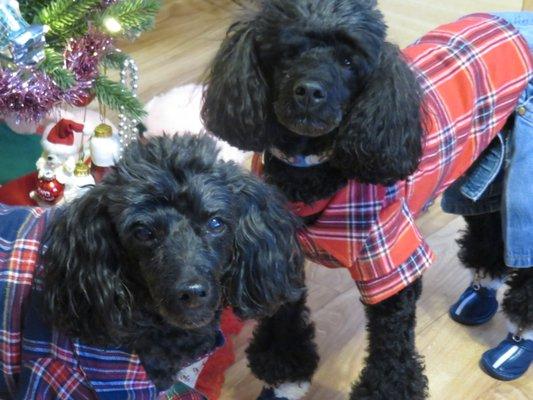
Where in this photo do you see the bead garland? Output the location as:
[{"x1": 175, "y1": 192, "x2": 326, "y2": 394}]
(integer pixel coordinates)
[{"x1": 118, "y1": 57, "x2": 139, "y2": 153}]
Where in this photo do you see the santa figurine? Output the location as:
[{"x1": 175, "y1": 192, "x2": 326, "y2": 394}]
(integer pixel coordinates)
[{"x1": 32, "y1": 119, "x2": 85, "y2": 204}]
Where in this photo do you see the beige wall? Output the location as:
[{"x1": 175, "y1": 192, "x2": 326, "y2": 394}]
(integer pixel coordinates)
[
  {"x1": 524, "y1": 0, "x2": 533, "y2": 10},
  {"x1": 379, "y1": 0, "x2": 523, "y2": 47}
]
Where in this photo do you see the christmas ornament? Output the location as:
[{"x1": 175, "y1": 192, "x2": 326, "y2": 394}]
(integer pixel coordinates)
[
  {"x1": 90, "y1": 122, "x2": 120, "y2": 167},
  {"x1": 0, "y1": 0, "x2": 46, "y2": 66},
  {"x1": 71, "y1": 90, "x2": 95, "y2": 107},
  {"x1": 63, "y1": 161, "x2": 95, "y2": 203},
  {"x1": 117, "y1": 57, "x2": 139, "y2": 152},
  {"x1": 35, "y1": 170, "x2": 64, "y2": 203},
  {"x1": 38, "y1": 118, "x2": 84, "y2": 183}
]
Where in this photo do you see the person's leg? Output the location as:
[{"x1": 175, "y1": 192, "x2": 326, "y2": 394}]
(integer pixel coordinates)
[
  {"x1": 480, "y1": 269, "x2": 533, "y2": 380},
  {"x1": 493, "y1": 14, "x2": 533, "y2": 269},
  {"x1": 450, "y1": 212, "x2": 507, "y2": 325}
]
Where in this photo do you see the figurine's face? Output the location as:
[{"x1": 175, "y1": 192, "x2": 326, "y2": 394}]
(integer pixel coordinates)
[{"x1": 45, "y1": 153, "x2": 66, "y2": 168}]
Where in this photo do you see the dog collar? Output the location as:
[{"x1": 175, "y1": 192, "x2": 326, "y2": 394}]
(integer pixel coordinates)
[{"x1": 268, "y1": 147, "x2": 332, "y2": 168}]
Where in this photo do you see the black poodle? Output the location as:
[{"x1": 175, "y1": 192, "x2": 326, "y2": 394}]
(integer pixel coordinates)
[
  {"x1": 0, "y1": 134, "x2": 313, "y2": 399},
  {"x1": 202, "y1": 0, "x2": 532, "y2": 399}
]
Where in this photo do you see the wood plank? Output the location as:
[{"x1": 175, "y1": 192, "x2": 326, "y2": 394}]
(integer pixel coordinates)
[{"x1": 379, "y1": 0, "x2": 523, "y2": 47}]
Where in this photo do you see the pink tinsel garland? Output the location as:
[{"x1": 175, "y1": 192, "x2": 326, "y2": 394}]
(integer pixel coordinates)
[{"x1": 0, "y1": 32, "x2": 114, "y2": 123}]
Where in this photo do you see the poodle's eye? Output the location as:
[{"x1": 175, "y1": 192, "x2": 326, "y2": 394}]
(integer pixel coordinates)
[
  {"x1": 206, "y1": 217, "x2": 225, "y2": 234},
  {"x1": 134, "y1": 227, "x2": 155, "y2": 241},
  {"x1": 342, "y1": 57, "x2": 352, "y2": 67}
]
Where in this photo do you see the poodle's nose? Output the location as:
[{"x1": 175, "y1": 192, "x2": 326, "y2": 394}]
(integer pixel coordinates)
[
  {"x1": 293, "y1": 80, "x2": 326, "y2": 107},
  {"x1": 177, "y1": 283, "x2": 208, "y2": 308}
]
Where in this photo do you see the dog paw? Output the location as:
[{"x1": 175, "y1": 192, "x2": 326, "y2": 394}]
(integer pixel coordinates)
[{"x1": 257, "y1": 382, "x2": 310, "y2": 400}]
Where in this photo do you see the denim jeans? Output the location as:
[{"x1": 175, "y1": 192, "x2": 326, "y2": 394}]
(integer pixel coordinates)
[{"x1": 441, "y1": 12, "x2": 533, "y2": 268}]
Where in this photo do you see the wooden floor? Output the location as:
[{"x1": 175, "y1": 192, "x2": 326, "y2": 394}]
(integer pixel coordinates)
[{"x1": 125, "y1": 1, "x2": 532, "y2": 399}]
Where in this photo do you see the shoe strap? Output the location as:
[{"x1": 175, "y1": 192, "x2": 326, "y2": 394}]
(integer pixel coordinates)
[{"x1": 512, "y1": 327, "x2": 524, "y2": 343}]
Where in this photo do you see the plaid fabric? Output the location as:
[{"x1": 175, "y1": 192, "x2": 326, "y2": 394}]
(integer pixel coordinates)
[
  {"x1": 0, "y1": 204, "x2": 207, "y2": 400},
  {"x1": 254, "y1": 14, "x2": 533, "y2": 304}
]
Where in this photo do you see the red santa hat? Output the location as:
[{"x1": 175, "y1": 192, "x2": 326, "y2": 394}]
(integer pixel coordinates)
[{"x1": 42, "y1": 119, "x2": 85, "y2": 156}]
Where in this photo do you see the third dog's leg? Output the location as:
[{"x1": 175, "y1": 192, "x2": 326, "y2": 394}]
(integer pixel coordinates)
[
  {"x1": 248, "y1": 295, "x2": 319, "y2": 400},
  {"x1": 450, "y1": 212, "x2": 508, "y2": 325},
  {"x1": 478, "y1": 268, "x2": 533, "y2": 380},
  {"x1": 502, "y1": 269, "x2": 533, "y2": 337},
  {"x1": 458, "y1": 212, "x2": 508, "y2": 283},
  {"x1": 350, "y1": 278, "x2": 428, "y2": 400}
]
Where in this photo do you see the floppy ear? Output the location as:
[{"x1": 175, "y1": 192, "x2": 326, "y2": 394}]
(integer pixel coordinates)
[
  {"x1": 224, "y1": 169, "x2": 305, "y2": 319},
  {"x1": 202, "y1": 19, "x2": 269, "y2": 151},
  {"x1": 41, "y1": 184, "x2": 132, "y2": 345},
  {"x1": 332, "y1": 42, "x2": 423, "y2": 185}
]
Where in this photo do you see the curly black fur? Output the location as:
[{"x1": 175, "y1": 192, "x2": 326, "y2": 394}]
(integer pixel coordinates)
[
  {"x1": 502, "y1": 269, "x2": 533, "y2": 329},
  {"x1": 351, "y1": 279, "x2": 428, "y2": 400},
  {"x1": 203, "y1": 0, "x2": 423, "y2": 195},
  {"x1": 41, "y1": 134, "x2": 306, "y2": 389},
  {"x1": 247, "y1": 295, "x2": 319, "y2": 386},
  {"x1": 457, "y1": 212, "x2": 508, "y2": 280}
]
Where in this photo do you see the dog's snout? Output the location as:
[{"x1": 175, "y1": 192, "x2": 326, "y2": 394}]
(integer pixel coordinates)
[
  {"x1": 293, "y1": 80, "x2": 326, "y2": 107},
  {"x1": 176, "y1": 283, "x2": 208, "y2": 308}
]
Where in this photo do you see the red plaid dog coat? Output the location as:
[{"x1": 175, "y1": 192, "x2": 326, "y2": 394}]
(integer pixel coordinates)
[
  {"x1": 0, "y1": 204, "x2": 211, "y2": 400},
  {"x1": 253, "y1": 14, "x2": 533, "y2": 304}
]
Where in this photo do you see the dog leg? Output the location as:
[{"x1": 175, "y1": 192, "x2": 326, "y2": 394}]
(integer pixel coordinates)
[
  {"x1": 449, "y1": 212, "x2": 508, "y2": 325},
  {"x1": 247, "y1": 295, "x2": 319, "y2": 400},
  {"x1": 458, "y1": 212, "x2": 508, "y2": 280},
  {"x1": 350, "y1": 278, "x2": 428, "y2": 400},
  {"x1": 503, "y1": 269, "x2": 533, "y2": 332}
]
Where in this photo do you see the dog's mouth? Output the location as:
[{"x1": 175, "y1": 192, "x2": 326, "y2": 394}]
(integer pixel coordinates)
[
  {"x1": 274, "y1": 102, "x2": 342, "y2": 137},
  {"x1": 159, "y1": 306, "x2": 217, "y2": 330}
]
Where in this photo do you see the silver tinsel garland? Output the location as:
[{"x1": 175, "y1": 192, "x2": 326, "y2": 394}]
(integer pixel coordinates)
[{"x1": 117, "y1": 57, "x2": 139, "y2": 153}]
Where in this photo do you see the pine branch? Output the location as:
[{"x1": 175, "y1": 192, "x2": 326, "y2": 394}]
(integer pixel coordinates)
[
  {"x1": 99, "y1": 0, "x2": 161, "y2": 36},
  {"x1": 19, "y1": 0, "x2": 51, "y2": 23},
  {"x1": 38, "y1": 0, "x2": 101, "y2": 40},
  {"x1": 94, "y1": 76, "x2": 146, "y2": 120},
  {"x1": 102, "y1": 51, "x2": 130, "y2": 70},
  {"x1": 40, "y1": 47, "x2": 76, "y2": 89}
]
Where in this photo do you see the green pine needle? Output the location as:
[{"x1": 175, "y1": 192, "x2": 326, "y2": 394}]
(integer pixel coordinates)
[
  {"x1": 38, "y1": 0, "x2": 101, "y2": 40},
  {"x1": 94, "y1": 76, "x2": 146, "y2": 120},
  {"x1": 19, "y1": 0, "x2": 51, "y2": 23},
  {"x1": 41, "y1": 47, "x2": 76, "y2": 89},
  {"x1": 102, "y1": 52, "x2": 130, "y2": 70},
  {"x1": 16, "y1": 0, "x2": 162, "y2": 121},
  {"x1": 98, "y1": 0, "x2": 161, "y2": 36}
]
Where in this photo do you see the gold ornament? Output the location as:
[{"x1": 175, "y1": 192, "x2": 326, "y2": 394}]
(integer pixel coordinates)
[
  {"x1": 74, "y1": 161, "x2": 90, "y2": 176},
  {"x1": 94, "y1": 123, "x2": 113, "y2": 138}
]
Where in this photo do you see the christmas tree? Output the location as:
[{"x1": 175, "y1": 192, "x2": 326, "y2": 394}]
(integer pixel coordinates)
[{"x1": 0, "y1": 0, "x2": 161, "y2": 123}]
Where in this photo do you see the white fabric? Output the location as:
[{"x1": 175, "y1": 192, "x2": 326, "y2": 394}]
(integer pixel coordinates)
[
  {"x1": 142, "y1": 84, "x2": 250, "y2": 164},
  {"x1": 175, "y1": 357, "x2": 208, "y2": 389}
]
